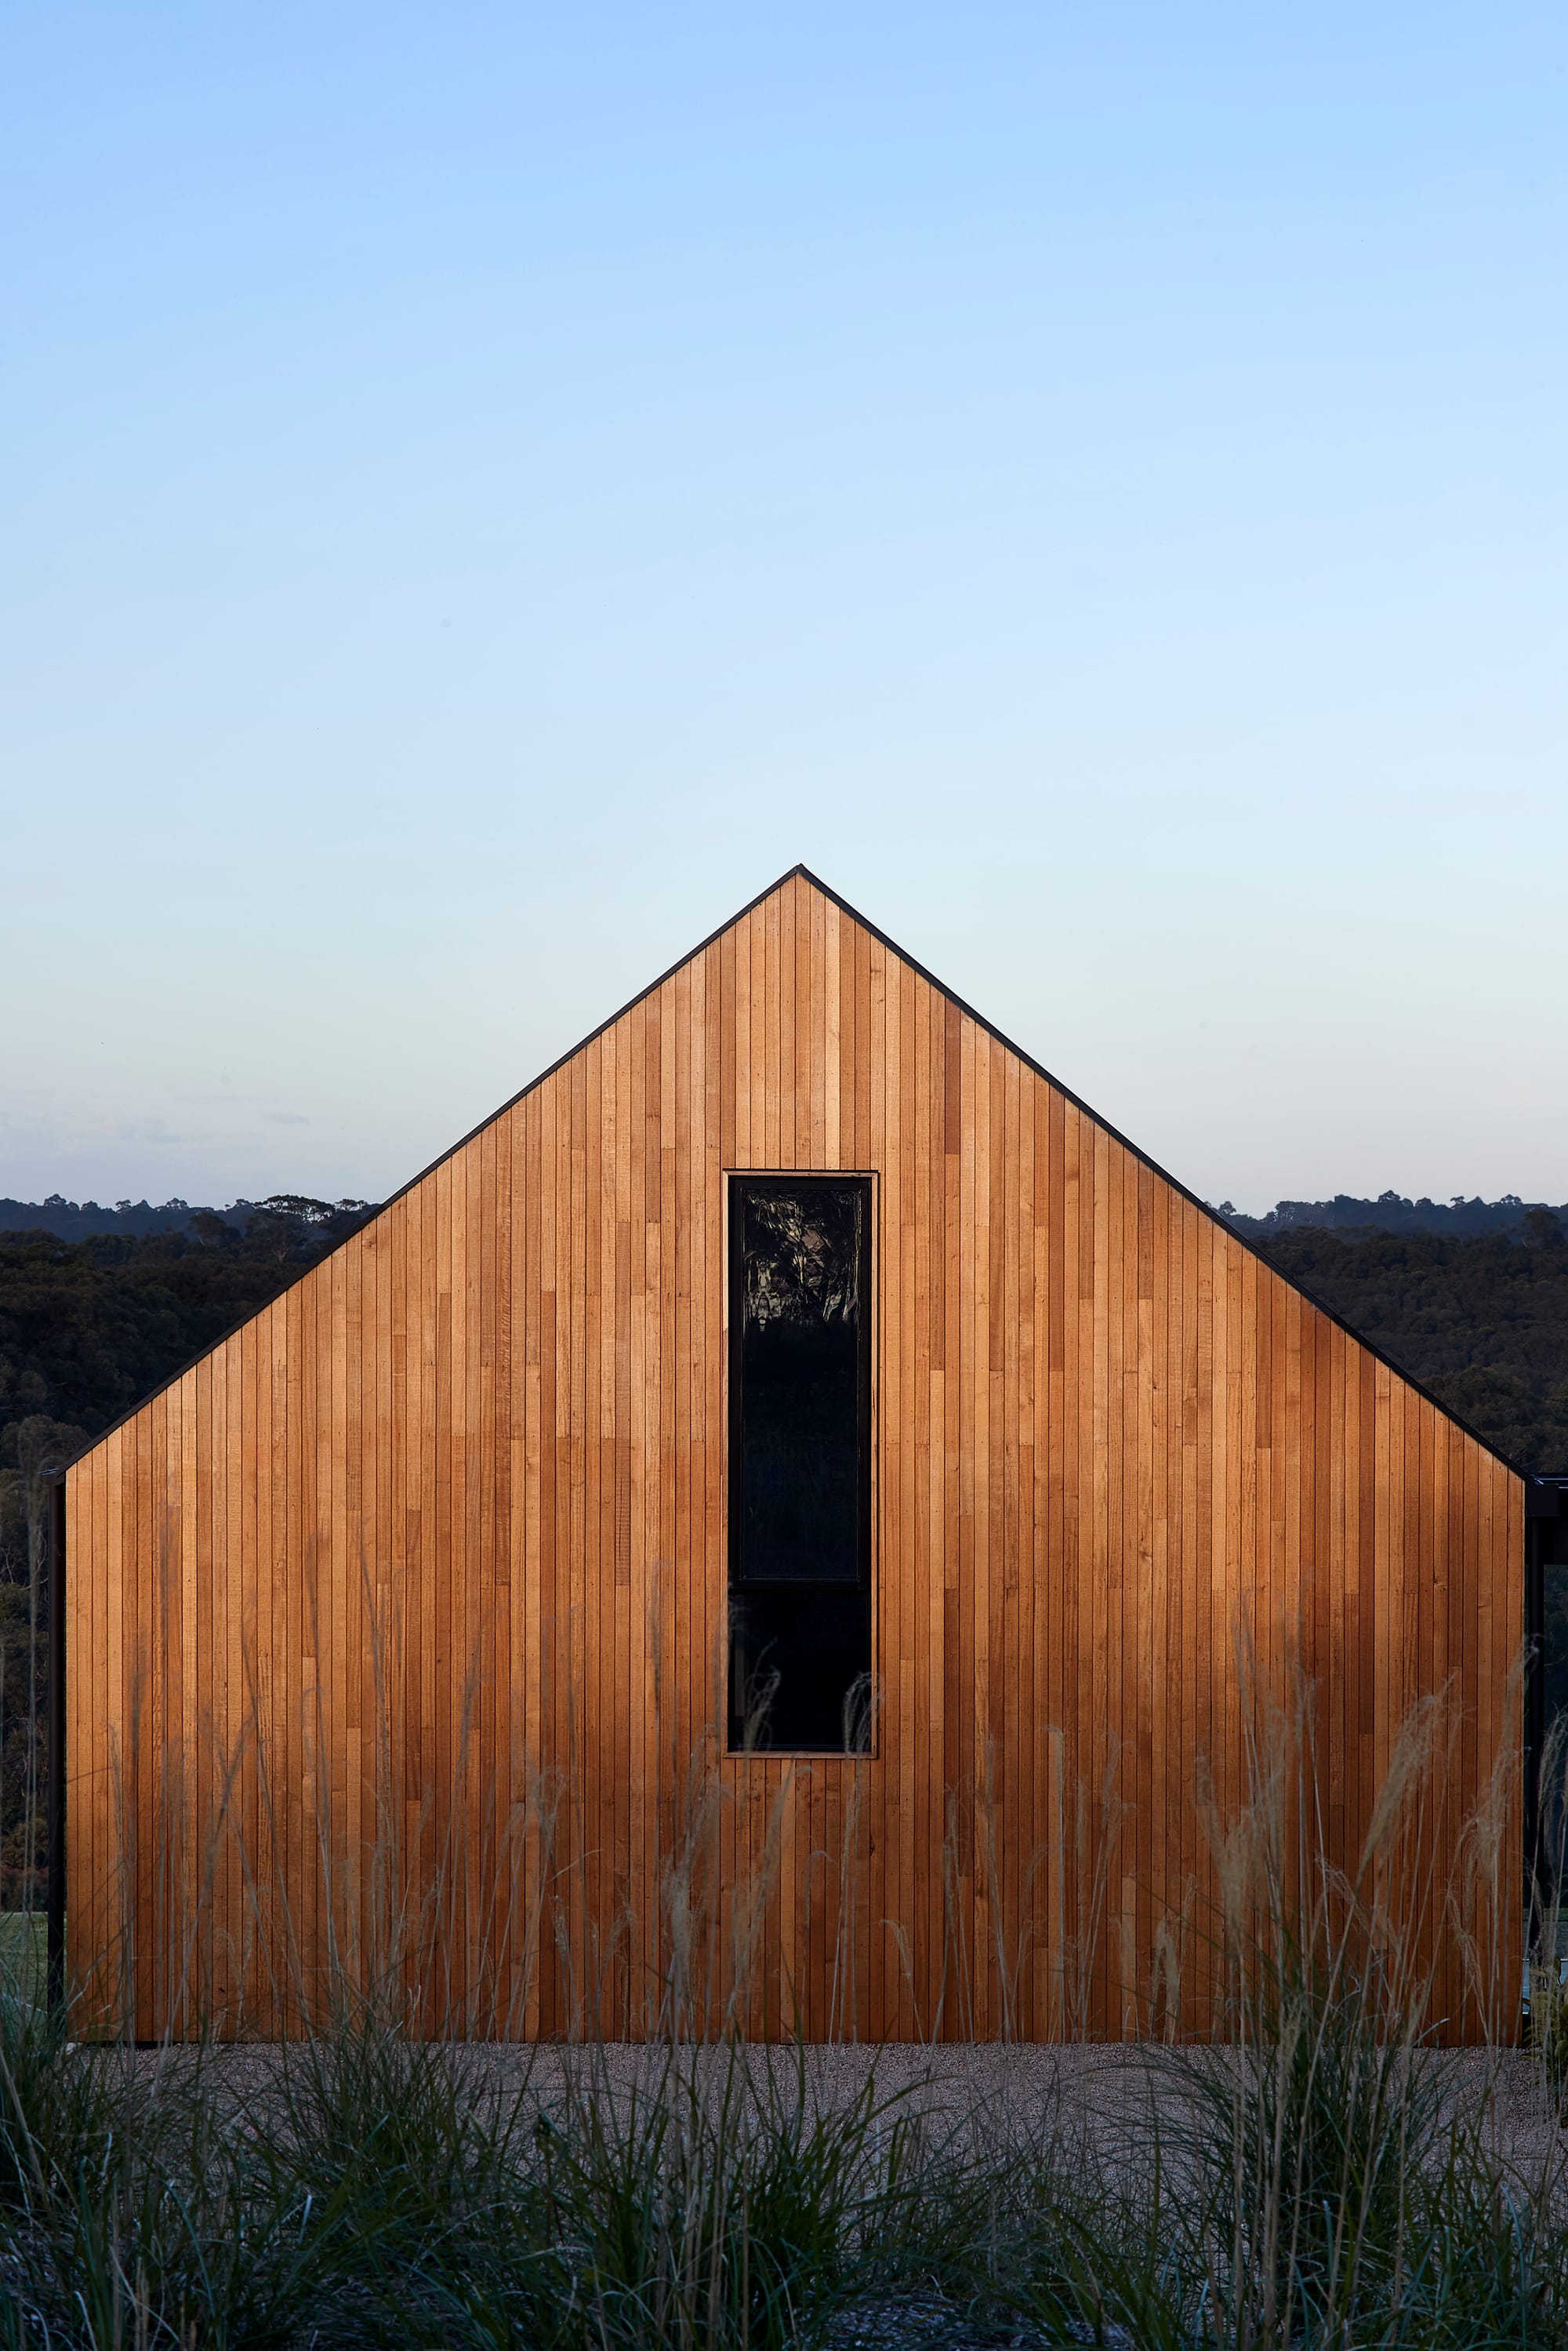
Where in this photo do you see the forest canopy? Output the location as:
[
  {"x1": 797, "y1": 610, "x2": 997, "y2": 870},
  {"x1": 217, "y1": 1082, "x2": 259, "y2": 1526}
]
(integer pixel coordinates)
[
  {"x1": 4, "y1": 1192, "x2": 1564, "y2": 1495},
  {"x1": 2, "y1": 1188, "x2": 1562, "y2": 1496},
  {"x1": 1254, "y1": 1219, "x2": 1568, "y2": 1472},
  {"x1": 0, "y1": 1186, "x2": 1563, "y2": 1897},
  {"x1": 0, "y1": 1195, "x2": 373, "y2": 1475},
  {"x1": 0, "y1": 1197, "x2": 372, "y2": 1898}
]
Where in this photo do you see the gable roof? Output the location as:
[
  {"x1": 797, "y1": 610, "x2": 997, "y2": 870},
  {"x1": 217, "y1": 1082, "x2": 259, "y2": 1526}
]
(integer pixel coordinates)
[{"x1": 67, "y1": 863, "x2": 1521, "y2": 1476}]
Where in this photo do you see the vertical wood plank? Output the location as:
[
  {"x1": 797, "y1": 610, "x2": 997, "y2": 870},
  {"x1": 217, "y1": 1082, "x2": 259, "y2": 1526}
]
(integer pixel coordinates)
[{"x1": 65, "y1": 874, "x2": 1524, "y2": 2044}]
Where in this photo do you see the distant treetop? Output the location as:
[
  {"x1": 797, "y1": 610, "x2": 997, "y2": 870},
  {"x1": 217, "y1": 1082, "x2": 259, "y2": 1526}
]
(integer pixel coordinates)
[
  {"x1": 1220, "y1": 1192, "x2": 1568, "y2": 1242},
  {"x1": 0, "y1": 1194, "x2": 374, "y2": 1244}
]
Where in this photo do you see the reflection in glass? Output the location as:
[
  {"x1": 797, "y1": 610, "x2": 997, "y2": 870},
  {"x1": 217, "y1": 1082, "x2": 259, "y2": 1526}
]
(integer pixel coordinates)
[
  {"x1": 738, "y1": 1185, "x2": 862, "y2": 1583},
  {"x1": 728, "y1": 1176, "x2": 871, "y2": 1751}
]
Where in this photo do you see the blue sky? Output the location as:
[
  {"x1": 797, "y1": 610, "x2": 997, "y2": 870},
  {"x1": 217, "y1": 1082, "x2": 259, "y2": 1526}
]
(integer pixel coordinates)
[{"x1": 5, "y1": 4, "x2": 1566, "y2": 1214}]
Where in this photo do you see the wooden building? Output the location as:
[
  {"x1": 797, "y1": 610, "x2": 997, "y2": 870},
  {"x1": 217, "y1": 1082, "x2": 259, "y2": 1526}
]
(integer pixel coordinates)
[{"x1": 64, "y1": 868, "x2": 1523, "y2": 2041}]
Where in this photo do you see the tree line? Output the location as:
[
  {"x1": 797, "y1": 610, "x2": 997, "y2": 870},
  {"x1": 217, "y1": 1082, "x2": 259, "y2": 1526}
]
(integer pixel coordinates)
[
  {"x1": 2, "y1": 1189, "x2": 1565, "y2": 1902},
  {"x1": 0, "y1": 1196, "x2": 371, "y2": 1903},
  {"x1": 1254, "y1": 1212, "x2": 1568, "y2": 1472}
]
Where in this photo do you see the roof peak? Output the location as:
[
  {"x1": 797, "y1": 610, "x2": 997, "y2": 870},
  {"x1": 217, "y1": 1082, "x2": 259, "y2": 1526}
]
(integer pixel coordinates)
[{"x1": 67, "y1": 862, "x2": 1520, "y2": 1475}]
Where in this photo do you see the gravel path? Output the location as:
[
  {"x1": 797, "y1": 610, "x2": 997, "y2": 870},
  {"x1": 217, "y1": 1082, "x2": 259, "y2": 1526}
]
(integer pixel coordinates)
[{"x1": 117, "y1": 2034, "x2": 1568, "y2": 2188}]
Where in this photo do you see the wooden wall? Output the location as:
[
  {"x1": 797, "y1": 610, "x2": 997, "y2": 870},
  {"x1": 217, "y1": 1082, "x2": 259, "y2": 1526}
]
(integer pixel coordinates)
[{"x1": 66, "y1": 871, "x2": 1524, "y2": 2040}]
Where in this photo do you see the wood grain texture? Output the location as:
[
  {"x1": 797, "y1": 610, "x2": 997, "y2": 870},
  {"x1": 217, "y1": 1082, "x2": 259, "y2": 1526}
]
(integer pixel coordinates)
[{"x1": 65, "y1": 872, "x2": 1525, "y2": 2040}]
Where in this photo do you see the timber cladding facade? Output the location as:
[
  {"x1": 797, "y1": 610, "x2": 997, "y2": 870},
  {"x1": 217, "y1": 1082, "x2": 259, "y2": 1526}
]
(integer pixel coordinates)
[{"x1": 65, "y1": 868, "x2": 1523, "y2": 2041}]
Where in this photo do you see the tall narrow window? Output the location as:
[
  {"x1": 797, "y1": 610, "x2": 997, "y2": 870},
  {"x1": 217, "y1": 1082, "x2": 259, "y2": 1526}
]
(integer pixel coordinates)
[{"x1": 728, "y1": 1175, "x2": 872, "y2": 1752}]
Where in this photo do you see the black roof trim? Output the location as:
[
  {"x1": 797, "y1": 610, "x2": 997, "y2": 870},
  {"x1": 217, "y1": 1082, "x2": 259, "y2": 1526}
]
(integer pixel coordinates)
[
  {"x1": 793, "y1": 870, "x2": 1519, "y2": 1474},
  {"x1": 65, "y1": 867, "x2": 808, "y2": 1463},
  {"x1": 66, "y1": 862, "x2": 1523, "y2": 1477}
]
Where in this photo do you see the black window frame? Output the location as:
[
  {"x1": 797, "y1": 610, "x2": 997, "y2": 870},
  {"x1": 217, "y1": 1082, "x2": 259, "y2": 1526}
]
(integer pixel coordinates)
[{"x1": 725, "y1": 1171, "x2": 874, "y2": 1755}]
